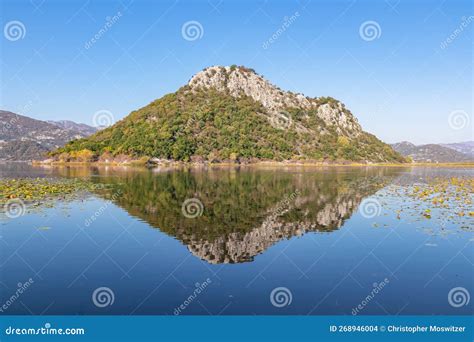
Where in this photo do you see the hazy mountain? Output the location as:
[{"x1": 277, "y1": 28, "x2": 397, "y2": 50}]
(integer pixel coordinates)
[
  {"x1": 391, "y1": 141, "x2": 473, "y2": 163},
  {"x1": 52, "y1": 65, "x2": 405, "y2": 163},
  {"x1": 440, "y1": 141, "x2": 474, "y2": 158},
  {"x1": 0, "y1": 111, "x2": 95, "y2": 161},
  {"x1": 47, "y1": 120, "x2": 97, "y2": 136}
]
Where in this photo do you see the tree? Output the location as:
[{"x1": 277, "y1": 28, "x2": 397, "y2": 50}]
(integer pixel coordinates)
[
  {"x1": 58, "y1": 152, "x2": 70, "y2": 162},
  {"x1": 76, "y1": 149, "x2": 95, "y2": 162},
  {"x1": 337, "y1": 136, "x2": 350, "y2": 147}
]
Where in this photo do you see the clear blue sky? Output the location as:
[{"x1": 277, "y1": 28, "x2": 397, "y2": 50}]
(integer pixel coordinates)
[{"x1": 1, "y1": 0, "x2": 472, "y2": 144}]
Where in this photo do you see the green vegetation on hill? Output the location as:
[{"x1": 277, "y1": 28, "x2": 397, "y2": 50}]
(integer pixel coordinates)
[{"x1": 51, "y1": 87, "x2": 405, "y2": 163}]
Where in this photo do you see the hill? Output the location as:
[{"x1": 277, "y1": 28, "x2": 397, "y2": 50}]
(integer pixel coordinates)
[
  {"x1": 0, "y1": 110, "x2": 96, "y2": 161},
  {"x1": 391, "y1": 141, "x2": 473, "y2": 163},
  {"x1": 51, "y1": 65, "x2": 405, "y2": 164},
  {"x1": 47, "y1": 120, "x2": 98, "y2": 136},
  {"x1": 440, "y1": 141, "x2": 474, "y2": 158}
]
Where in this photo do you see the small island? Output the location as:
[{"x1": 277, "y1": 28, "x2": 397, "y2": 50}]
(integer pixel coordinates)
[{"x1": 46, "y1": 66, "x2": 406, "y2": 165}]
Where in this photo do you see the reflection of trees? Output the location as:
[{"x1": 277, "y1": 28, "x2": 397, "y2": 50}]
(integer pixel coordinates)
[{"x1": 42, "y1": 165, "x2": 402, "y2": 264}]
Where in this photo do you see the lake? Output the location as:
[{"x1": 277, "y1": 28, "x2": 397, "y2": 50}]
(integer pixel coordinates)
[{"x1": 0, "y1": 163, "x2": 472, "y2": 315}]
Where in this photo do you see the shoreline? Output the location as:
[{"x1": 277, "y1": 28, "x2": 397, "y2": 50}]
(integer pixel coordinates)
[{"x1": 30, "y1": 160, "x2": 474, "y2": 168}]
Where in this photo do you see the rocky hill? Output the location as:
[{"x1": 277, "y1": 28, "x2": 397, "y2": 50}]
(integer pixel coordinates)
[
  {"x1": 0, "y1": 111, "x2": 96, "y2": 161},
  {"x1": 391, "y1": 141, "x2": 473, "y2": 163},
  {"x1": 47, "y1": 120, "x2": 98, "y2": 136},
  {"x1": 440, "y1": 141, "x2": 474, "y2": 158},
  {"x1": 52, "y1": 65, "x2": 405, "y2": 163}
]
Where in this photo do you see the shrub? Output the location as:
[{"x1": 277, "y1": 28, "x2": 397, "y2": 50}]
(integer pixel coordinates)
[{"x1": 76, "y1": 149, "x2": 95, "y2": 162}]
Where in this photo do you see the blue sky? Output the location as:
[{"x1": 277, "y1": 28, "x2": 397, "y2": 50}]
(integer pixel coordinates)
[{"x1": 0, "y1": 0, "x2": 472, "y2": 144}]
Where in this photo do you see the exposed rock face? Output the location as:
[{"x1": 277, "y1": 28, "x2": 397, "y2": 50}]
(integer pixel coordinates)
[
  {"x1": 186, "y1": 190, "x2": 366, "y2": 264},
  {"x1": 316, "y1": 103, "x2": 361, "y2": 136},
  {"x1": 189, "y1": 66, "x2": 312, "y2": 112},
  {"x1": 188, "y1": 65, "x2": 362, "y2": 136}
]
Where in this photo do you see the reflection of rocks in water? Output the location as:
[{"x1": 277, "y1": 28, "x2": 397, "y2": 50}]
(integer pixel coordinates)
[
  {"x1": 186, "y1": 186, "x2": 371, "y2": 264},
  {"x1": 38, "y1": 165, "x2": 402, "y2": 264}
]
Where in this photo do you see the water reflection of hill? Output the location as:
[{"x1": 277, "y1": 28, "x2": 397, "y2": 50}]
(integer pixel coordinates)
[{"x1": 43, "y1": 166, "x2": 402, "y2": 263}]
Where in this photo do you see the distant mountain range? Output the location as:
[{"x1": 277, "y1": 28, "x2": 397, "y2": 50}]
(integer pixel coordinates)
[
  {"x1": 440, "y1": 141, "x2": 474, "y2": 157},
  {"x1": 391, "y1": 141, "x2": 473, "y2": 163},
  {"x1": 47, "y1": 120, "x2": 98, "y2": 136},
  {"x1": 0, "y1": 110, "x2": 97, "y2": 161}
]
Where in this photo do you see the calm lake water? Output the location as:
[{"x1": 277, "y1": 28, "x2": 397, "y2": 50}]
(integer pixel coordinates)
[{"x1": 0, "y1": 163, "x2": 472, "y2": 315}]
